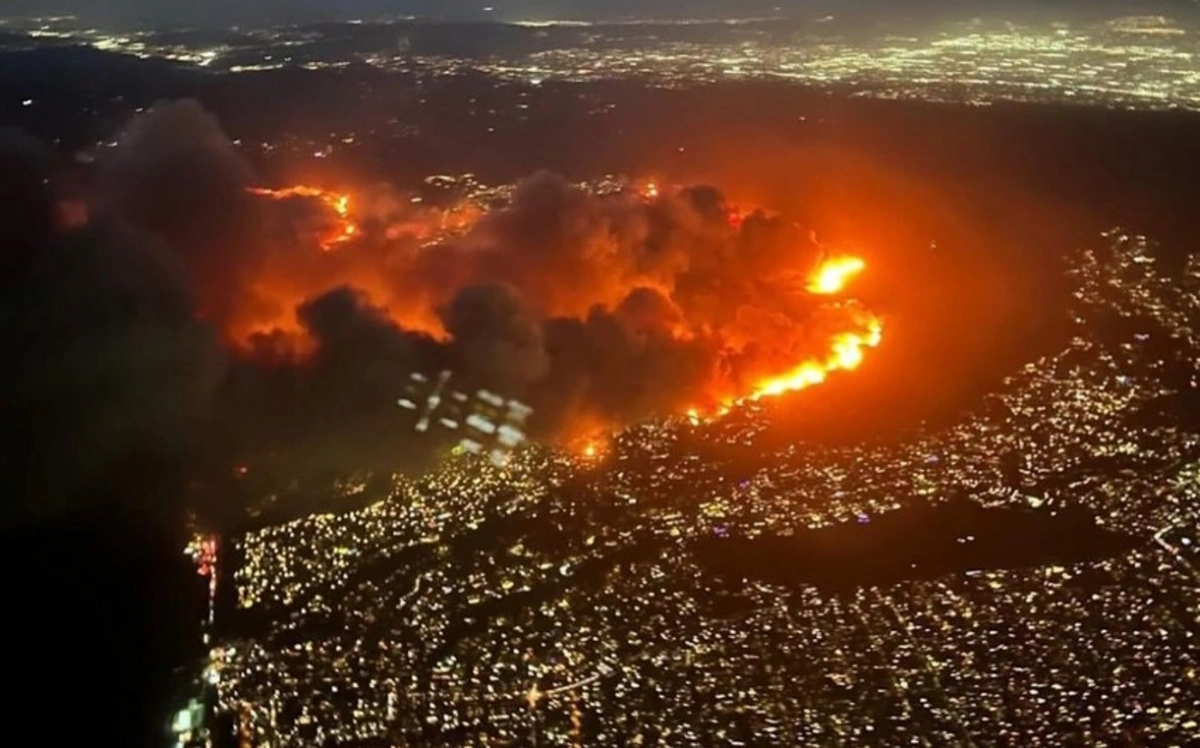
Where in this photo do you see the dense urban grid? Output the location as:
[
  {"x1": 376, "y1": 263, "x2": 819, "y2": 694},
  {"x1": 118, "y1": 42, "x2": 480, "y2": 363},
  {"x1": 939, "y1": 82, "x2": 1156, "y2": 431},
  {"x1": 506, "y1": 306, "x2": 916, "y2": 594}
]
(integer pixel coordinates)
[
  {"x1": 5, "y1": 14, "x2": 1200, "y2": 110},
  {"x1": 208, "y1": 228, "x2": 1200, "y2": 746}
]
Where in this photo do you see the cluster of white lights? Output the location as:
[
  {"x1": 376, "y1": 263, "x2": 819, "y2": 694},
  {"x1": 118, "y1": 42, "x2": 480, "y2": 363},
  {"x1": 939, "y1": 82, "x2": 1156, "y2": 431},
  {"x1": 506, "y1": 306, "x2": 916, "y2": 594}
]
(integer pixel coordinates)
[{"x1": 398, "y1": 370, "x2": 533, "y2": 465}]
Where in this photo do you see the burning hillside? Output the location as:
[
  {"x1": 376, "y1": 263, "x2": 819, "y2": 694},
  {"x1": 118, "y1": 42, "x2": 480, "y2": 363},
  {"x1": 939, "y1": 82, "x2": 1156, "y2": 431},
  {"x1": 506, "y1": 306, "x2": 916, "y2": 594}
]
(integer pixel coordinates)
[
  {"x1": 246, "y1": 186, "x2": 358, "y2": 251},
  {"x1": 236, "y1": 171, "x2": 884, "y2": 435},
  {"x1": 2, "y1": 99, "x2": 888, "y2": 485}
]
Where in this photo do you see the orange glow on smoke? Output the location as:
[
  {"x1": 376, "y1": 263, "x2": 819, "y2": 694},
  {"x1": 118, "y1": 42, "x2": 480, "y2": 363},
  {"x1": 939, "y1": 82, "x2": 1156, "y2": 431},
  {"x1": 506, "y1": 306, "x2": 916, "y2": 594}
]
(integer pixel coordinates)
[
  {"x1": 247, "y1": 185, "x2": 360, "y2": 251},
  {"x1": 239, "y1": 178, "x2": 884, "y2": 433},
  {"x1": 707, "y1": 255, "x2": 883, "y2": 412},
  {"x1": 233, "y1": 183, "x2": 464, "y2": 349},
  {"x1": 807, "y1": 256, "x2": 866, "y2": 295}
]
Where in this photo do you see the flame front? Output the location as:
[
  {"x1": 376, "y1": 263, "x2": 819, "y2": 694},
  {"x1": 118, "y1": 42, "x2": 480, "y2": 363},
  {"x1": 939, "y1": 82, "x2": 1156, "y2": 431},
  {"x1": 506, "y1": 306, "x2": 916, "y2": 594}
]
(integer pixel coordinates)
[
  {"x1": 239, "y1": 177, "x2": 885, "y2": 438},
  {"x1": 248, "y1": 185, "x2": 359, "y2": 251},
  {"x1": 748, "y1": 316, "x2": 883, "y2": 402},
  {"x1": 726, "y1": 255, "x2": 882, "y2": 409},
  {"x1": 807, "y1": 256, "x2": 865, "y2": 295}
]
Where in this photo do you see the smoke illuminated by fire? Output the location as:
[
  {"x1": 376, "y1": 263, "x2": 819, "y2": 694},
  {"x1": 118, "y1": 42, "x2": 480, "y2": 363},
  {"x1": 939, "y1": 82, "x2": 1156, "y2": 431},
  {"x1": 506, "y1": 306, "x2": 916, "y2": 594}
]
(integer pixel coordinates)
[
  {"x1": 228, "y1": 183, "x2": 474, "y2": 345},
  {"x1": 247, "y1": 185, "x2": 359, "y2": 251},
  {"x1": 674, "y1": 257, "x2": 883, "y2": 421},
  {"x1": 238, "y1": 176, "x2": 885, "y2": 443},
  {"x1": 36, "y1": 98, "x2": 899, "y2": 482}
]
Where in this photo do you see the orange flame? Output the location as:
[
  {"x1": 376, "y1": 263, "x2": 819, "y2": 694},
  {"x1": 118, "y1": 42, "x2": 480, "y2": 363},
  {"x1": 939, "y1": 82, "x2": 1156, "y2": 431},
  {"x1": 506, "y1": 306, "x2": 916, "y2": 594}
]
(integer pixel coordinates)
[
  {"x1": 747, "y1": 255, "x2": 881, "y2": 402},
  {"x1": 239, "y1": 180, "x2": 883, "y2": 434},
  {"x1": 748, "y1": 317, "x2": 883, "y2": 401},
  {"x1": 248, "y1": 185, "x2": 359, "y2": 251},
  {"x1": 807, "y1": 256, "x2": 865, "y2": 295},
  {"x1": 693, "y1": 255, "x2": 882, "y2": 415},
  {"x1": 575, "y1": 437, "x2": 612, "y2": 463}
]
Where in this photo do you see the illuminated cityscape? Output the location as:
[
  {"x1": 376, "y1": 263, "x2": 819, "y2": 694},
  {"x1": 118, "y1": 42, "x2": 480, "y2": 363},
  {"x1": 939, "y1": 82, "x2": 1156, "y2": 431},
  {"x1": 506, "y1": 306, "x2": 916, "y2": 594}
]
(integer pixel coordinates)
[
  {"x1": 210, "y1": 229, "x2": 1200, "y2": 745},
  {"x1": 4, "y1": 14, "x2": 1200, "y2": 110},
  {"x1": 5, "y1": 5, "x2": 1200, "y2": 747}
]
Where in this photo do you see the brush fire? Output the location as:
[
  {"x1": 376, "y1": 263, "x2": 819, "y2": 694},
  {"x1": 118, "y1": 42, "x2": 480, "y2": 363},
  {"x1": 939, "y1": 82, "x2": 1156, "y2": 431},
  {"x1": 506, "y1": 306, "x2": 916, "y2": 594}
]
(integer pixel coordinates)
[
  {"x1": 239, "y1": 175, "x2": 884, "y2": 441},
  {"x1": 43, "y1": 97, "x2": 889, "y2": 470}
]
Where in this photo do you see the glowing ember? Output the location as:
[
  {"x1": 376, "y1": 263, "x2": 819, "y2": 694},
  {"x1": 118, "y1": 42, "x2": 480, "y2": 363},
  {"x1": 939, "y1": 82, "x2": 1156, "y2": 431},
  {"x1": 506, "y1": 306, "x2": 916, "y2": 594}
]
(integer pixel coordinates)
[
  {"x1": 574, "y1": 435, "x2": 613, "y2": 461},
  {"x1": 248, "y1": 185, "x2": 360, "y2": 251},
  {"x1": 808, "y1": 256, "x2": 866, "y2": 295}
]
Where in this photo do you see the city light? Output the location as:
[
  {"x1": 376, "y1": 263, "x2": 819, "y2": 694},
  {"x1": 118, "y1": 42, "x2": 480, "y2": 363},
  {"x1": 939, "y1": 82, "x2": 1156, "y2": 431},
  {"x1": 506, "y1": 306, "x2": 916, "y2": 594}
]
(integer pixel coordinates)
[{"x1": 216, "y1": 229, "x2": 1200, "y2": 747}]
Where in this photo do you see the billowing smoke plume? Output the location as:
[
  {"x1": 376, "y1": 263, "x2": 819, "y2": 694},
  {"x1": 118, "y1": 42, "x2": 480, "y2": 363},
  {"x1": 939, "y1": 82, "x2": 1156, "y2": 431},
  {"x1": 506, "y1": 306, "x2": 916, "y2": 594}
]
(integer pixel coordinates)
[
  {"x1": 4, "y1": 100, "x2": 881, "y2": 497},
  {"x1": 98, "y1": 99, "x2": 265, "y2": 330},
  {"x1": 0, "y1": 121, "x2": 225, "y2": 526},
  {"x1": 441, "y1": 284, "x2": 551, "y2": 389}
]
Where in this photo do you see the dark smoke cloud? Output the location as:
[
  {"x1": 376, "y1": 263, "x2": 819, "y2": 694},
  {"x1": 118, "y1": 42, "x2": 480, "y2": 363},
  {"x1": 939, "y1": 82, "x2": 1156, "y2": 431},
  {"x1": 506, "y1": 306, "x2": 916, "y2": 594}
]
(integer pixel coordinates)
[
  {"x1": 0, "y1": 128, "x2": 56, "y2": 283},
  {"x1": 617, "y1": 286, "x2": 685, "y2": 334},
  {"x1": 217, "y1": 287, "x2": 445, "y2": 479},
  {"x1": 538, "y1": 308, "x2": 716, "y2": 432},
  {"x1": 441, "y1": 283, "x2": 550, "y2": 390},
  {"x1": 5, "y1": 100, "x2": 863, "y2": 515},
  {"x1": 0, "y1": 127, "x2": 224, "y2": 527},
  {"x1": 98, "y1": 99, "x2": 267, "y2": 330},
  {"x1": 0, "y1": 113, "x2": 237, "y2": 748}
]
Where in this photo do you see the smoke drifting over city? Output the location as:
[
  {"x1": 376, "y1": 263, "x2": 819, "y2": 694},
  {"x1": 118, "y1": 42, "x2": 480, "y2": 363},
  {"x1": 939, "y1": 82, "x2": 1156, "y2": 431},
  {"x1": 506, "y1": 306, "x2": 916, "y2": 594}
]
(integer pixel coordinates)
[{"x1": 1, "y1": 100, "x2": 884, "y2": 508}]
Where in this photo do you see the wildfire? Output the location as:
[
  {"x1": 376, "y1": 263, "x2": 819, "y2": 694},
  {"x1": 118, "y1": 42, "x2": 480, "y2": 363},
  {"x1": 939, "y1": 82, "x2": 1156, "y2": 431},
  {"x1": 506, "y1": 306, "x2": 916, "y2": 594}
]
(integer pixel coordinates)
[
  {"x1": 235, "y1": 174, "x2": 884, "y2": 439},
  {"x1": 248, "y1": 185, "x2": 359, "y2": 251},
  {"x1": 717, "y1": 255, "x2": 883, "y2": 411},
  {"x1": 748, "y1": 318, "x2": 883, "y2": 401},
  {"x1": 807, "y1": 256, "x2": 866, "y2": 295},
  {"x1": 576, "y1": 437, "x2": 612, "y2": 462},
  {"x1": 568, "y1": 427, "x2": 616, "y2": 462}
]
